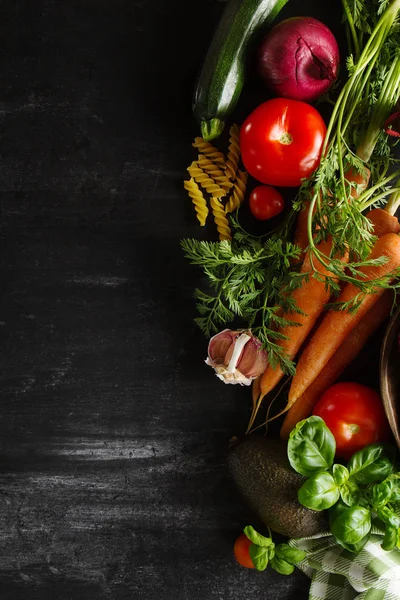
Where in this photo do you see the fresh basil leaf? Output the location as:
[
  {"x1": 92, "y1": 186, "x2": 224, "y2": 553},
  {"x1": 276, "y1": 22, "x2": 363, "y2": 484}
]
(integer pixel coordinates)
[
  {"x1": 389, "y1": 481, "x2": 400, "y2": 503},
  {"x1": 329, "y1": 502, "x2": 371, "y2": 545},
  {"x1": 377, "y1": 506, "x2": 400, "y2": 529},
  {"x1": 376, "y1": 473, "x2": 400, "y2": 504},
  {"x1": 243, "y1": 525, "x2": 274, "y2": 548},
  {"x1": 340, "y1": 480, "x2": 360, "y2": 507},
  {"x1": 333, "y1": 464, "x2": 349, "y2": 486},
  {"x1": 288, "y1": 416, "x2": 336, "y2": 477},
  {"x1": 382, "y1": 524, "x2": 398, "y2": 551},
  {"x1": 275, "y1": 544, "x2": 306, "y2": 565},
  {"x1": 268, "y1": 546, "x2": 275, "y2": 561},
  {"x1": 347, "y1": 444, "x2": 394, "y2": 485},
  {"x1": 298, "y1": 472, "x2": 340, "y2": 511},
  {"x1": 249, "y1": 544, "x2": 269, "y2": 571},
  {"x1": 270, "y1": 556, "x2": 295, "y2": 575},
  {"x1": 371, "y1": 479, "x2": 393, "y2": 509},
  {"x1": 336, "y1": 531, "x2": 371, "y2": 553}
]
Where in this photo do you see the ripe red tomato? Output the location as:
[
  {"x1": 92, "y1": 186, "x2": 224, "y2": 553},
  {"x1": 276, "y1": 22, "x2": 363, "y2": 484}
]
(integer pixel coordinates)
[
  {"x1": 240, "y1": 98, "x2": 326, "y2": 187},
  {"x1": 233, "y1": 533, "x2": 254, "y2": 569},
  {"x1": 249, "y1": 185, "x2": 285, "y2": 221},
  {"x1": 312, "y1": 382, "x2": 391, "y2": 460}
]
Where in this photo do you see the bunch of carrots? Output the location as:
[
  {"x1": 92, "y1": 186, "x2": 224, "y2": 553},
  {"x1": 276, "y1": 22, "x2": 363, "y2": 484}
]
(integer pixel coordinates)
[{"x1": 248, "y1": 196, "x2": 400, "y2": 437}]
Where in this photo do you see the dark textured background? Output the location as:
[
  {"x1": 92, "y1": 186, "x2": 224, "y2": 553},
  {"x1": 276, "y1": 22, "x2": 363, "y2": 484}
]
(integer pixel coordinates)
[{"x1": 0, "y1": 1, "x2": 387, "y2": 598}]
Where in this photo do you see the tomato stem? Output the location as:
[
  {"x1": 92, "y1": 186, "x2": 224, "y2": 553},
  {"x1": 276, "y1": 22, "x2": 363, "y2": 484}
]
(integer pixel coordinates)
[
  {"x1": 279, "y1": 132, "x2": 293, "y2": 145},
  {"x1": 348, "y1": 424, "x2": 360, "y2": 435}
]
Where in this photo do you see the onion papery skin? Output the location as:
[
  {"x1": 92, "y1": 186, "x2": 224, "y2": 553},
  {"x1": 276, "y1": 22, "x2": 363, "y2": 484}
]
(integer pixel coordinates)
[{"x1": 257, "y1": 16, "x2": 340, "y2": 103}]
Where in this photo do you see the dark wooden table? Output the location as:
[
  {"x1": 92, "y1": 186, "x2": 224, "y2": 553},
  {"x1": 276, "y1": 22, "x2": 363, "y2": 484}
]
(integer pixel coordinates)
[{"x1": 0, "y1": 1, "x2": 385, "y2": 598}]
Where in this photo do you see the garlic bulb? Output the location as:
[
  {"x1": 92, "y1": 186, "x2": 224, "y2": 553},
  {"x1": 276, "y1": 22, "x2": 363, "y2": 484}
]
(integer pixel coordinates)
[{"x1": 206, "y1": 329, "x2": 268, "y2": 385}]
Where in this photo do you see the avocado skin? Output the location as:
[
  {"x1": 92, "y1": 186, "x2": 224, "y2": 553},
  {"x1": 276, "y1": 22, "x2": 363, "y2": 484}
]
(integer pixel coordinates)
[{"x1": 228, "y1": 434, "x2": 329, "y2": 539}]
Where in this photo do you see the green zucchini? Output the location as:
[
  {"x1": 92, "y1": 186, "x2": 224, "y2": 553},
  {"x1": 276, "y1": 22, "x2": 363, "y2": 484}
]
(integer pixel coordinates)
[{"x1": 193, "y1": 0, "x2": 290, "y2": 142}]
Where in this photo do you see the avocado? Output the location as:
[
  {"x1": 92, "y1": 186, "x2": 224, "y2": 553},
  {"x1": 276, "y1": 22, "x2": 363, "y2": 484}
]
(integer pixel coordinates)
[{"x1": 227, "y1": 434, "x2": 329, "y2": 538}]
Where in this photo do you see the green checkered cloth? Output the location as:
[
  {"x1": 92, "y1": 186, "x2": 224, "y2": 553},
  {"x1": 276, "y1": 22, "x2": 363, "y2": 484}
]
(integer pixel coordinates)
[{"x1": 289, "y1": 524, "x2": 400, "y2": 600}]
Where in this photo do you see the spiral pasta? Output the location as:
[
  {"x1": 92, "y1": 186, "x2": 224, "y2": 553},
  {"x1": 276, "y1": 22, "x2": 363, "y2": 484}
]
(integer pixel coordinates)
[
  {"x1": 224, "y1": 124, "x2": 241, "y2": 181},
  {"x1": 185, "y1": 125, "x2": 247, "y2": 234},
  {"x1": 187, "y1": 161, "x2": 226, "y2": 198},
  {"x1": 225, "y1": 169, "x2": 248, "y2": 213},
  {"x1": 184, "y1": 178, "x2": 209, "y2": 226},
  {"x1": 196, "y1": 154, "x2": 233, "y2": 192},
  {"x1": 192, "y1": 137, "x2": 226, "y2": 168},
  {"x1": 209, "y1": 196, "x2": 232, "y2": 241}
]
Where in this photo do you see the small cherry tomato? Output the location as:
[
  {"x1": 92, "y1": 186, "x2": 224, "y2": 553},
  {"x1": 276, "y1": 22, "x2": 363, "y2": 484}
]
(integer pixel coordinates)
[
  {"x1": 233, "y1": 533, "x2": 254, "y2": 569},
  {"x1": 249, "y1": 185, "x2": 285, "y2": 221},
  {"x1": 312, "y1": 382, "x2": 391, "y2": 460},
  {"x1": 240, "y1": 97, "x2": 326, "y2": 187}
]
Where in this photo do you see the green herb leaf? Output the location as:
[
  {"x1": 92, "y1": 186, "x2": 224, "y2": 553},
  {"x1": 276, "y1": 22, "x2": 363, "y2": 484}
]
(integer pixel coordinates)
[
  {"x1": 288, "y1": 416, "x2": 336, "y2": 477},
  {"x1": 372, "y1": 473, "x2": 400, "y2": 507},
  {"x1": 243, "y1": 526, "x2": 274, "y2": 548},
  {"x1": 270, "y1": 556, "x2": 295, "y2": 575},
  {"x1": 371, "y1": 479, "x2": 393, "y2": 508},
  {"x1": 340, "y1": 480, "x2": 361, "y2": 507},
  {"x1": 336, "y1": 531, "x2": 371, "y2": 554},
  {"x1": 275, "y1": 544, "x2": 307, "y2": 565},
  {"x1": 333, "y1": 464, "x2": 349, "y2": 486},
  {"x1": 377, "y1": 506, "x2": 400, "y2": 529},
  {"x1": 298, "y1": 472, "x2": 340, "y2": 511},
  {"x1": 249, "y1": 544, "x2": 269, "y2": 571},
  {"x1": 347, "y1": 444, "x2": 394, "y2": 484},
  {"x1": 381, "y1": 524, "x2": 398, "y2": 551},
  {"x1": 329, "y1": 502, "x2": 371, "y2": 545}
]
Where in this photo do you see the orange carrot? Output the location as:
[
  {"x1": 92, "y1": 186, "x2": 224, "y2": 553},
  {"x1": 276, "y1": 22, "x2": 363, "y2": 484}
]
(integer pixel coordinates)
[
  {"x1": 251, "y1": 375, "x2": 261, "y2": 408},
  {"x1": 279, "y1": 289, "x2": 394, "y2": 440},
  {"x1": 246, "y1": 237, "x2": 349, "y2": 433},
  {"x1": 367, "y1": 207, "x2": 400, "y2": 237},
  {"x1": 288, "y1": 233, "x2": 400, "y2": 405}
]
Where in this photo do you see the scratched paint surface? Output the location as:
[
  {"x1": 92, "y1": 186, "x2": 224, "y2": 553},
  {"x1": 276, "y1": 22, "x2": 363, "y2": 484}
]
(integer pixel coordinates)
[{"x1": 0, "y1": 1, "x2": 378, "y2": 599}]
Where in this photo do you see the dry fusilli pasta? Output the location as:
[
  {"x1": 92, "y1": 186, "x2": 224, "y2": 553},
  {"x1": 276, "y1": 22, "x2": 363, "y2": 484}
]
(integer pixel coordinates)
[
  {"x1": 187, "y1": 161, "x2": 226, "y2": 198},
  {"x1": 225, "y1": 169, "x2": 248, "y2": 213},
  {"x1": 184, "y1": 178, "x2": 209, "y2": 226},
  {"x1": 224, "y1": 124, "x2": 241, "y2": 181},
  {"x1": 185, "y1": 126, "x2": 248, "y2": 234},
  {"x1": 209, "y1": 196, "x2": 232, "y2": 241},
  {"x1": 192, "y1": 137, "x2": 225, "y2": 168},
  {"x1": 196, "y1": 154, "x2": 233, "y2": 192}
]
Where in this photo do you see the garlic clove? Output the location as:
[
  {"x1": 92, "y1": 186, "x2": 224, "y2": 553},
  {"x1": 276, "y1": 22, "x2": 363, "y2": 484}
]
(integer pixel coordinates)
[
  {"x1": 236, "y1": 336, "x2": 269, "y2": 379},
  {"x1": 224, "y1": 332, "x2": 251, "y2": 373},
  {"x1": 207, "y1": 329, "x2": 238, "y2": 362}
]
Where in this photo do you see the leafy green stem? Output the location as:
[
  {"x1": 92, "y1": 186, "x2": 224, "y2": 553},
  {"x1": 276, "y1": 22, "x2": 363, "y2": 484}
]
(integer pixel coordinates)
[{"x1": 342, "y1": 0, "x2": 361, "y2": 59}]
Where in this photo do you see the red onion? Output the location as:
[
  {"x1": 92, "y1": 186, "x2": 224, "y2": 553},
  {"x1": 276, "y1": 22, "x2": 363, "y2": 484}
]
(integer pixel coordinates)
[{"x1": 257, "y1": 16, "x2": 340, "y2": 103}]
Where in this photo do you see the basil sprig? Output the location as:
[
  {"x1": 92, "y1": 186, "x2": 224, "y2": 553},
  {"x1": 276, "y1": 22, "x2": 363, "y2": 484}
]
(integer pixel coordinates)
[
  {"x1": 288, "y1": 416, "x2": 336, "y2": 476},
  {"x1": 288, "y1": 416, "x2": 400, "y2": 553},
  {"x1": 243, "y1": 526, "x2": 306, "y2": 573}
]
